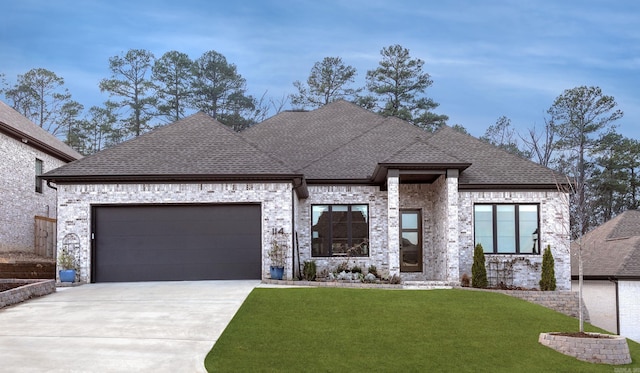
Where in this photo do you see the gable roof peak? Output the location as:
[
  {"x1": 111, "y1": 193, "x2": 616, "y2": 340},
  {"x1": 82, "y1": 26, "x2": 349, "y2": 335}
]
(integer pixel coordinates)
[{"x1": 0, "y1": 100, "x2": 82, "y2": 162}]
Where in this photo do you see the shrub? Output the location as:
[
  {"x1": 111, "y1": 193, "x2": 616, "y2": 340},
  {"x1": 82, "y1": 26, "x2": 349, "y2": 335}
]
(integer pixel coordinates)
[
  {"x1": 471, "y1": 244, "x2": 488, "y2": 288},
  {"x1": 350, "y1": 265, "x2": 362, "y2": 273},
  {"x1": 302, "y1": 261, "x2": 317, "y2": 281},
  {"x1": 364, "y1": 273, "x2": 377, "y2": 283},
  {"x1": 539, "y1": 245, "x2": 557, "y2": 291},
  {"x1": 57, "y1": 247, "x2": 77, "y2": 270},
  {"x1": 460, "y1": 273, "x2": 470, "y2": 287},
  {"x1": 367, "y1": 265, "x2": 378, "y2": 278},
  {"x1": 389, "y1": 274, "x2": 402, "y2": 284},
  {"x1": 335, "y1": 261, "x2": 349, "y2": 273}
]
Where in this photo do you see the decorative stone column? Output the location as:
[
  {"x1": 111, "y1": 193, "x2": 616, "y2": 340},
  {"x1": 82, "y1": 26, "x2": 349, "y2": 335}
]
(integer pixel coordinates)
[
  {"x1": 446, "y1": 169, "x2": 460, "y2": 283},
  {"x1": 387, "y1": 169, "x2": 400, "y2": 277}
]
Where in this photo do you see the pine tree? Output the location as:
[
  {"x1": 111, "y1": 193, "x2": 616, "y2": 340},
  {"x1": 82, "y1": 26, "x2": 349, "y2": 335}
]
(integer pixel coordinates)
[
  {"x1": 539, "y1": 245, "x2": 557, "y2": 291},
  {"x1": 472, "y1": 244, "x2": 488, "y2": 288}
]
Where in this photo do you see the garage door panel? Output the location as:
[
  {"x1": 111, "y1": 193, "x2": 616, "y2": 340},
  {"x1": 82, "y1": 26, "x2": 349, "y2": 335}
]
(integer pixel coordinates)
[{"x1": 93, "y1": 204, "x2": 262, "y2": 282}]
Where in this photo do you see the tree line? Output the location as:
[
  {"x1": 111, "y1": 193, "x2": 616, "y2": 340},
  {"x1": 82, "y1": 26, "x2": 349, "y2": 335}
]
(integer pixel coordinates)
[
  {"x1": 0, "y1": 44, "x2": 447, "y2": 155},
  {"x1": 0, "y1": 45, "x2": 636, "y2": 235},
  {"x1": 480, "y1": 86, "x2": 633, "y2": 236}
]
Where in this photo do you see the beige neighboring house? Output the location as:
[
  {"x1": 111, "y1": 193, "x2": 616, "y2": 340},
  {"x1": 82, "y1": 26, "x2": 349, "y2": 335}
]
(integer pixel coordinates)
[
  {"x1": 0, "y1": 100, "x2": 82, "y2": 256},
  {"x1": 571, "y1": 210, "x2": 640, "y2": 342}
]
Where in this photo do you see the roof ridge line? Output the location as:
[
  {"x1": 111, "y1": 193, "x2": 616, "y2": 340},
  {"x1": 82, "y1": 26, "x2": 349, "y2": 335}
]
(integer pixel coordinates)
[{"x1": 296, "y1": 116, "x2": 390, "y2": 172}]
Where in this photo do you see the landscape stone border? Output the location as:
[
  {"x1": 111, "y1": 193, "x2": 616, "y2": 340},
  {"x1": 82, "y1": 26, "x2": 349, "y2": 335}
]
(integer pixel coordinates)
[
  {"x1": 0, "y1": 279, "x2": 55, "y2": 309},
  {"x1": 539, "y1": 332, "x2": 631, "y2": 365}
]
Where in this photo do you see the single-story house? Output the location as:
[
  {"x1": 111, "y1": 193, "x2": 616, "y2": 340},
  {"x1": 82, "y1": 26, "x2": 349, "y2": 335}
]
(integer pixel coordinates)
[
  {"x1": 43, "y1": 100, "x2": 570, "y2": 287},
  {"x1": 0, "y1": 100, "x2": 82, "y2": 256},
  {"x1": 571, "y1": 210, "x2": 640, "y2": 342}
]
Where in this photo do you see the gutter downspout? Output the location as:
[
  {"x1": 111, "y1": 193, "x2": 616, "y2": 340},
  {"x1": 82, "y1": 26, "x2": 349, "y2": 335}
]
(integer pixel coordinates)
[
  {"x1": 291, "y1": 186, "x2": 296, "y2": 280},
  {"x1": 610, "y1": 277, "x2": 620, "y2": 335},
  {"x1": 46, "y1": 179, "x2": 57, "y2": 190}
]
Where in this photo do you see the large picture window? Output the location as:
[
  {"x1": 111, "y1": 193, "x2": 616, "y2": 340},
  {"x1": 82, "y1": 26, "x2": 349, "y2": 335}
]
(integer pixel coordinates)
[
  {"x1": 474, "y1": 204, "x2": 539, "y2": 254},
  {"x1": 311, "y1": 204, "x2": 369, "y2": 257}
]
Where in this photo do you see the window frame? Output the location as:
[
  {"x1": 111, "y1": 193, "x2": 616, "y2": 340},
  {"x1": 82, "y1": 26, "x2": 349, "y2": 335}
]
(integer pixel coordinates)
[
  {"x1": 35, "y1": 158, "x2": 43, "y2": 194},
  {"x1": 473, "y1": 203, "x2": 540, "y2": 255},
  {"x1": 311, "y1": 204, "x2": 369, "y2": 257}
]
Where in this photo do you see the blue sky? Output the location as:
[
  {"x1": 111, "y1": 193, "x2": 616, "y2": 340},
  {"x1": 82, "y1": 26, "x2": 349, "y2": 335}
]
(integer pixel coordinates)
[{"x1": 1, "y1": 0, "x2": 639, "y2": 138}]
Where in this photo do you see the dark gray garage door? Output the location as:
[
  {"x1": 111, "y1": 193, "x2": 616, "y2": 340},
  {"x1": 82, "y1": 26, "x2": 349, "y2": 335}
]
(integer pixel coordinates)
[{"x1": 92, "y1": 204, "x2": 261, "y2": 282}]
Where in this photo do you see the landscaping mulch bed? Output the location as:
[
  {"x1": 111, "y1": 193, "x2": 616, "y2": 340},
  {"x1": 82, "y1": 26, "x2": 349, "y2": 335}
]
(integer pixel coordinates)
[
  {"x1": 0, "y1": 252, "x2": 56, "y2": 280},
  {"x1": 0, "y1": 283, "x2": 28, "y2": 292},
  {"x1": 550, "y1": 332, "x2": 613, "y2": 339}
]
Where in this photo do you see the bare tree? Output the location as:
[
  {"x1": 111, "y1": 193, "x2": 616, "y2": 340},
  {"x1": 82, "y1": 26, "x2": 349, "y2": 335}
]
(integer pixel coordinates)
[{"x1": 521, "y1": 117, "x2": 557, "y2": 167}]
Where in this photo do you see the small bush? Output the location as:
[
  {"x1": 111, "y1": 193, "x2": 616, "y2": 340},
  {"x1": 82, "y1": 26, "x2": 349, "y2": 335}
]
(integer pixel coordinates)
[
  {"x1": 303, "y1": 261, "x2": 317, "y2": 281},
  {"x1": 539, "y1": 245, "x2": 557, "y2": 291},
  {"x1": 364, "y1": 273, "x2": 378, "y2": 283},
  {"x1": 335, "y1": 261, "x2": 349, "y2": 273},
  {"x1": 367, "y1": 265, "x2": 378, "y2": 278},
  {"x1": 350, "y1": 265, "x2": 362, "y2": 273},
  {"x1": 389, "y1": 274, "x2": 402, "y2": 284},
  {"x1": 471, "y1": 244, "x2": 488, "y2": 288},
  {"x1": 460, "y1": 273, "x2": 470, "y2": 287}
]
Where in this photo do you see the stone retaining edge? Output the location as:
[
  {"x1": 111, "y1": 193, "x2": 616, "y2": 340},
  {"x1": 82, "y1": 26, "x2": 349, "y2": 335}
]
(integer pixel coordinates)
[
  {"x1": 0, "y1": 279, "x2": 56, "y2": 309},
  {"x1": 539, "y1": 332, "x2": 632, "y2": 365}
]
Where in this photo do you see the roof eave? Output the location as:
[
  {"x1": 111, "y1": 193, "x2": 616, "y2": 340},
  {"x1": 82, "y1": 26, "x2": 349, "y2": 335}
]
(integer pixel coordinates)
[
  {"x1": 42, "y1": 173, "x2": 309, "y2": 198},
  {"x1": 571, "y1": 274, "x2": 640, "y2": 280},
  {"x1": 371, "y1": 162, "x2": 472, "y2": 184},
  {"x1": 459, "y1": 183, "x2": 565, "y2": 190},
  {"x1": 0, "y1": 121, "x2": 80, "y2": 162}
]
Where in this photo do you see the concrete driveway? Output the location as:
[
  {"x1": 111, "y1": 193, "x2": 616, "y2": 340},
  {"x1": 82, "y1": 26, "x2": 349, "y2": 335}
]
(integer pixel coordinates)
[{"x1": 0, "y1": 280, "x2": 259, "y2": 372}]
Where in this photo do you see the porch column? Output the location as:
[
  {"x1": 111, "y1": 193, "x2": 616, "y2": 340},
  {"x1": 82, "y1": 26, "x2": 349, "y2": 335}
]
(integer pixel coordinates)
[
  {"x1": 387, "y1": 169, "x2": 400, "y2": 277},
  {"x1": 446, "y1": 169, "x2": 460, "y2": 283}
]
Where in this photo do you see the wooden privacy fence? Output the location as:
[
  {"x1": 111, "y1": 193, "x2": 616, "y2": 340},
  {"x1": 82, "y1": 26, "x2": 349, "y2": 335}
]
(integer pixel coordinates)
[{"x1": 34, "y1": 216, "x2": 56, "y2": 259}]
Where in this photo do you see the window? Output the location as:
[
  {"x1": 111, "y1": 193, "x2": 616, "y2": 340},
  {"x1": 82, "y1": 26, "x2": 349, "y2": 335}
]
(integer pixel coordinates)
[
  {"x1": 474, "y1": 204, "x2": 539, "y2": 254},
  {"x1": 311, "y1": 204, "x2": 369, "y2": 257},
  {"x1": 35, "y1": 158, "x2": 43, "y2": 193}
]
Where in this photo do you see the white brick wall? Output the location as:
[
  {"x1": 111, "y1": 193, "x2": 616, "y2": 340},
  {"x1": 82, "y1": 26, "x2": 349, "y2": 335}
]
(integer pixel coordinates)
[
  {"x1": 56, "y1": 182, "x2": 294, "y2": 282},
  {"x1": 458, "y1": 190, "x2": 571, "y2": 290},
  {"x1": 296, "y1": 185, "x2": 391, "y2": 278},
  {"x1": 55, "y1": 177, "x2": 571, "y2": 287},
  {"x1": 0, "y1": 133, "x2": 64, "y2": 253},
  {"x1": 619, "y1": 280, "x2": 640, "y2": 343}
]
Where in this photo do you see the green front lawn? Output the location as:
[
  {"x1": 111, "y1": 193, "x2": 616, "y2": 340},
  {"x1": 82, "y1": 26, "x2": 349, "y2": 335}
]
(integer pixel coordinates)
[{"x1": 205, "y1": 288, "x2": 640, "y2": 372}]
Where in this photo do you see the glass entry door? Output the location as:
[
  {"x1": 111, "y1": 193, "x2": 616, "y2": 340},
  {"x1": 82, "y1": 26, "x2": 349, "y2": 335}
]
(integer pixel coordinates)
[{"x1": 400, "y1": 210, "x2": 422, "y2": 272}]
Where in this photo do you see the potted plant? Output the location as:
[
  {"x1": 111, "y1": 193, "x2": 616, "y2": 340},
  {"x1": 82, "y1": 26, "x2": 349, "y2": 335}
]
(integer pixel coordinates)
[
  {"x1": 58, "y1": 247, "x2": 77, "y2": 283},
  {"x1": 269, "y1": 239, "x2": 286, "y2": 280}
]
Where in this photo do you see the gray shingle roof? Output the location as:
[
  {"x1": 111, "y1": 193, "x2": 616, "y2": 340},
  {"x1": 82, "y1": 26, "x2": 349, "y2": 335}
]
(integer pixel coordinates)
[
  {"x1": 425, "y1": 126, "x2": 562, "y2": 187},
  {"x1": 571, "y1": 210, "x2": 640, "y2": 278},
  {"x1": 44, "y1": 112, "x2": 297, "y2": 181},
  {"x1": 244, "y1": 100, "x2": 560, "y2": 186},
  {"x1": 43, "y1": 99, "x2": 562, "y2": 189},
  {"x1": 0, "y1": 100, "x2": 82, "y2": 162}
]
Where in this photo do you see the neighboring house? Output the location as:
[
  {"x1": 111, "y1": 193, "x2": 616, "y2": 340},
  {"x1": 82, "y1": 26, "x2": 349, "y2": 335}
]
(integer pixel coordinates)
[
  {"x1": 42, "y1": 100, "x2": 570, "y2": 287},
  {"x1": 571, "y1": 210, "x2": 640, "y2": 342},
  {"x1": 0, "y1": 100, "x2": 82, "y2": 256}
]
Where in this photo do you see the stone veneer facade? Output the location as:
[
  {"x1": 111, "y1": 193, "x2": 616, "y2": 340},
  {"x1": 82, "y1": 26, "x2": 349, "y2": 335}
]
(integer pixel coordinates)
[
  {"x1": 55, "y1": 173, "x2": 570, "y2": 287},
  {"x1": 0, "y1": 132, "x2": 64, "y2": 253},
  {"x1": 458, "y1": 190, "x2": 571, "y2": 290},
  {"x1": 56, "y1": 182, "x2": 295, "y2": 283}
]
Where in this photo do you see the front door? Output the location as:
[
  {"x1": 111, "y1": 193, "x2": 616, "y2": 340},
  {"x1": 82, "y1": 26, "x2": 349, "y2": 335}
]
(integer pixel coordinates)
[{"x1": 400, "y1": 210, "x2": 422, "y2": 272}]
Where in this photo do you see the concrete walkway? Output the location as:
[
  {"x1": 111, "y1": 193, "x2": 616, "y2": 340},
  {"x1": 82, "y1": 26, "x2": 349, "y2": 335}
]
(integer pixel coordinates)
[{"x1": 0, "y1": 280, "x2": 259, "y2": 372}]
